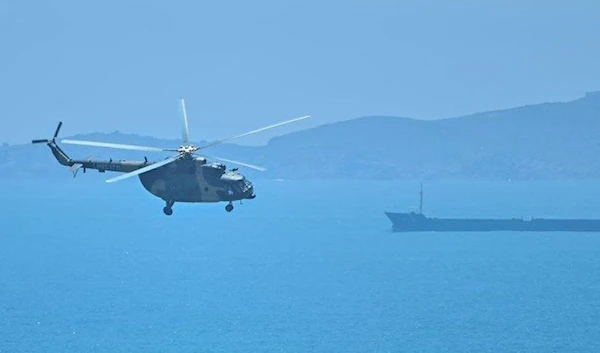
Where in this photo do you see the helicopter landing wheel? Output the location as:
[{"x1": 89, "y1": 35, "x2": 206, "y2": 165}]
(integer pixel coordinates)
[
  {"x1": 225, "y1": 203, "x2": 234, "y2": 212},
  {"x1": 163, "y1": 200, "x2": 175, "y2": 216}
]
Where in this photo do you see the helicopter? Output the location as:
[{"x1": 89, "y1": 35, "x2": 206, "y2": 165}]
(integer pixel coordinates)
[{"x1": 32, "y1": 99, "x2": 310, "y2": 215}]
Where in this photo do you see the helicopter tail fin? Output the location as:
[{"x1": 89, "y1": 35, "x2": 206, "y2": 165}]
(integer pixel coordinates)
[{"x1": 32, "y1": 122, "x2": 73, "y2": 167}]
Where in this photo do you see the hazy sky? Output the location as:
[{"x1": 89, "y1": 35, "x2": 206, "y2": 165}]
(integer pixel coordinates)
[{"x1": 1, "y1": 0, "x2": 599, "y2": 145}]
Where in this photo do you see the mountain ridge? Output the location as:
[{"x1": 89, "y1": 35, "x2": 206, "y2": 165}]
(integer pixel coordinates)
[{"x1": 3, "y1": 91, "x2": 600, "y2": 181}]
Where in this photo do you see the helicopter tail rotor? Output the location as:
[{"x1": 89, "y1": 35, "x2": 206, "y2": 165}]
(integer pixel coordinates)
[{"x1": 32, "y1": 121, "x2": 63, "y2": 144}]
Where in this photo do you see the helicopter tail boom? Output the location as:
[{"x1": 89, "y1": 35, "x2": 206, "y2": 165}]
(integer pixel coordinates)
[
  {"x1": 32, "y1": 122, "x2": 151, "y2": 177},
  {"x1": 48, "y1": 142, "x2": 72, "y2": 167}
]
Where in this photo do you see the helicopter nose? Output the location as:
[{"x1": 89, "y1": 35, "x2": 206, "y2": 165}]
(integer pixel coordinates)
[{"x1": 242, "y1": 180, "x2": 255, "y2": 199}]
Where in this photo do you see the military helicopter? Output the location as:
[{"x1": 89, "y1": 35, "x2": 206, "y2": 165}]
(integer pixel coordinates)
[{"x1": 32, "y1": 99, "x2": 310, "y2": 215}]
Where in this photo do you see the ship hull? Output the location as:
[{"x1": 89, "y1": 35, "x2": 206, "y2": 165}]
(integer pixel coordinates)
[{"x1": 385, "y1": 212, "x2": 600, "y2": 232}]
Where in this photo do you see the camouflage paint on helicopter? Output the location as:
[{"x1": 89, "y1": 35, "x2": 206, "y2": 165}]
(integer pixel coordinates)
[
  {"x1": 33, "y1": 99, "x2": 309, "y2": 215},
  {"x1": 138, "y1": 155, "x2": 255, "y2": 204}
]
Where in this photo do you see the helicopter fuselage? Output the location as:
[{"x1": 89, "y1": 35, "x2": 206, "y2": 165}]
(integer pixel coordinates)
[
  {"x1": 138, "y1": 156, "x2": 255, "y2": 203},
  {"x1": 40, "y1": 140, "x2": 255, "y2": 208}
]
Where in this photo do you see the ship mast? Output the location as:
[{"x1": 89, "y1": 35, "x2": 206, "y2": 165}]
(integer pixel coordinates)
[{"x1": 419, "y1": 183, "x2": 423, "y2": 214}]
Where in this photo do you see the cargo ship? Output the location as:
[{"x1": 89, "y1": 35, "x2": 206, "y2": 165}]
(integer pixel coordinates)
[{"x1": 385, "y1": 185, "x2": 600, "y2": 232}]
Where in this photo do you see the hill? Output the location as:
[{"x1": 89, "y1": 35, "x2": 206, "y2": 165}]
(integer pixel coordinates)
[{"x1": 2, "y1": 91, "x2": 600, "y2": 181}]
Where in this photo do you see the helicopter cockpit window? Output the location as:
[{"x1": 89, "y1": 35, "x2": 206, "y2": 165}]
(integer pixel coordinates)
[
  {"x1": 214, "y1": 163, "x2": 226, "y2": 172},
  {"x1": 202, "y1": 163, "x2": 227, "y2": 176}
]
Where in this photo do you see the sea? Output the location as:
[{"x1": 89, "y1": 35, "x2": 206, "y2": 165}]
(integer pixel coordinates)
[{"x1": 1, "y1": 178, "x2": 600, "y2": 352}]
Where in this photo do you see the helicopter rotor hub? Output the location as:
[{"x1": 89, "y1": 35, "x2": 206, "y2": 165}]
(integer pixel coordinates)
[{"x1": 177, "y1": 145, "x2": 198, "y2": 154}]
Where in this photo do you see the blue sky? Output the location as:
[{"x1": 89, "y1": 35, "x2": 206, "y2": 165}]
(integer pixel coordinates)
[{"x1": 1, "y1": 0, "x2": 599, "y2": 145}]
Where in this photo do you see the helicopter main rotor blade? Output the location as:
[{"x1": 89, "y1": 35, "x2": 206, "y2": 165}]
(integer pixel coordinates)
[
  {"x1": 204, "y1": 155, "x2": 267, "y2": 171},
  {"x1": 105, "y1": 154, "x2": 182, "y2": 183},
  {"x1": 61, "y1": 139, "x2": 177, "y2": 153},
  {"x1": 180, "y1": 98, "x2": 190, "y2": 144},
  {"x1": 197, "y1": 114, "x2": 311, "y2": 150}
]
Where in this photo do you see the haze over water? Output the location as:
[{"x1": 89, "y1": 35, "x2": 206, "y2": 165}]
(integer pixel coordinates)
[{"x1": 2, "y1": 179, "x2": 599, "y2": 352}]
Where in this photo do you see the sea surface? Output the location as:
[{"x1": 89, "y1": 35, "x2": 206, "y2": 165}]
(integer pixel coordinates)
[{"x1": 1, "y1": 178, "x2": 600, "y2": 352}]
